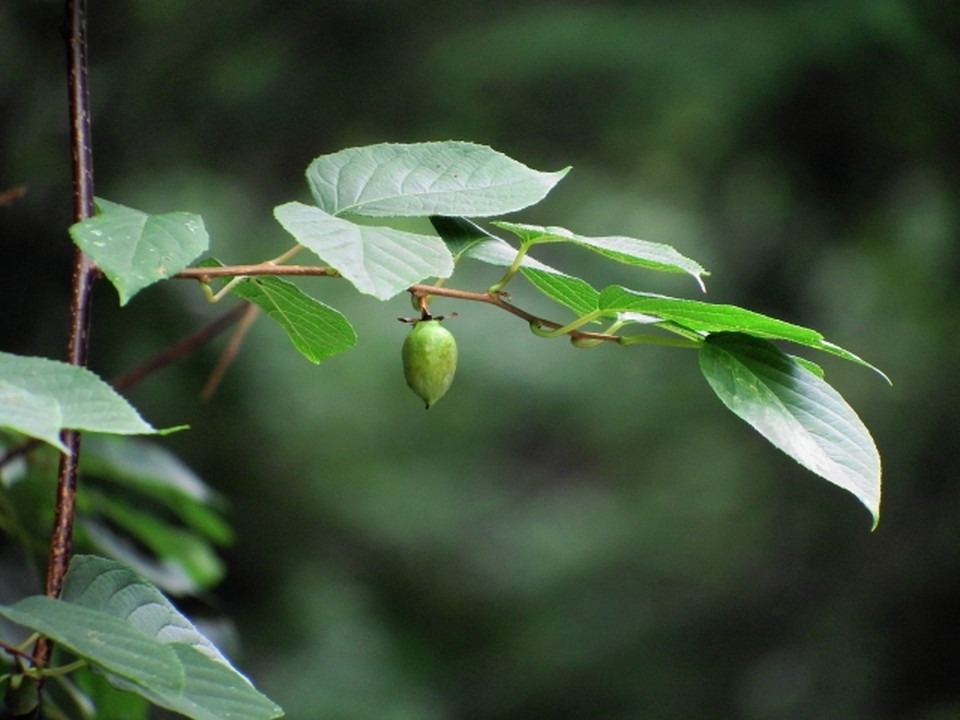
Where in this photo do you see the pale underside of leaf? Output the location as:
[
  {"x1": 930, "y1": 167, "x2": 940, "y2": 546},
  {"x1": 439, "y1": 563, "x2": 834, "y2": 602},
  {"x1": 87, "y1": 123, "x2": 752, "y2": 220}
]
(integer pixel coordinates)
[
  {"x1": 307, "y1": 141, "x2": 569, "y2": 217},
  {"x1": 493, "y1": 221, "x2": 708, "y2": 291},
  {"x1": 274, "y1": 201, "x2": 454, "y2": 300}
]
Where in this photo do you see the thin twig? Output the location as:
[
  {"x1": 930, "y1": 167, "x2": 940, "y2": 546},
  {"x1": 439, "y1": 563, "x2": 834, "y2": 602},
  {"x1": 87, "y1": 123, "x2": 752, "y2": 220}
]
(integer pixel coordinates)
[
  {"x1": 177, "y1": 263, "x2": 626, "y2": 345},
  {"x1": 111, "y1": 303, "x2": 251, "y2": 390},
  {"x1": 0, "y1": 185, "x2": 27, "y2": 205},
  {"x1": 201, "y1": 303, "x2": 260, "y2": 400},
  {"x1": 0, "y1": 304, "x2": 250, "y2": 472}
]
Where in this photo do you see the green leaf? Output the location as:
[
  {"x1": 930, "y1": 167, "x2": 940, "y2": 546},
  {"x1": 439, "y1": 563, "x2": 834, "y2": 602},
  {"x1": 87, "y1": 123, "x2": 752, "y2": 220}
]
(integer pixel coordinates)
[
  {"x1": 428, "y1": 215, "x2": 500, "y2": 260},
  {"x1": 0, "y1": 352, "x2": 162, "y2": 451},
  {"x1": 275, "y1": 201, "x2": 454, "y2": 300},
  {"x1": 494, "y1": 221, "x2": 708, "y2": 291},
  {"x1": 80, "y1": 498, "x2": 226, "y2": 595},
  {"x1": 699, "y1": 333, "x2": 881, "y2": 528},
  {"x1": 61, "y1": 556, "x2": 216, "y2": 650},
  {"x1": 599, "y1": 286, "x2": 889, "y2": 380},
  {"x1": 71, "y1": 198, "x2": 209, "y2": 305},
  {"x1": 0, "y1": 596, "x2": 184, "y2": 693},
  {"x1": 227, "y1": 275, "x2": 357, "y2": 363},
  {"x1": 429, "y1": 216, "x2": 548, "y2": 270},
  {"x1": 520, "y1": 268, "x2": 601, "y2": 318},
  {"x1": 72, "y1": 665, "x2": 152, "y2": 720},
  {"x1": 80, "y1": 437, "x2": 231, "y2": 544},
  {"x1": 428, "y1": 216, "x2": 600, "y2": 317},
  {"x1": 76, "y1": 437, "x2": 229, "y2": 594},
  {"x1": 61, "y1": 555, "x2": 284, "y2": 720},
  {"x1": 120, "y1": 644, "x2": 283, "y2": 720},
  {"x1": 0, "y1": 380, "x2": 66, "y2": 452},
  {"x1": 307, "y1": 141, "x2": 569, "y2": 217}
]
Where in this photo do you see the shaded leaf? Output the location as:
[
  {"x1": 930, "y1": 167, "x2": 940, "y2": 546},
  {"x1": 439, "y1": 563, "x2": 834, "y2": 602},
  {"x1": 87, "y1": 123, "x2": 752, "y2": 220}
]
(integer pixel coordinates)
[
  {"x1": 599, "y1": 286, "x2": 889, "y2": 380},
  {"x1": 0, "y1": 597, "x2": 183, "y2": 693},
  {"x1": 228, "y1": 275, "x2": 357, "y2": 363},
  {"x1": 307, "y1": 141, "x2": 568, "y2": 217},
  {"x1": 429, "y1": 216, "x2": 551, "y2": 270},
  {"x1": 79, "y1": 437, "x2": 231, "y2": 543},
  {"x1": 61, "y1": 555, "x2": 284, "y2": 720},
  {"x1": 80, "y1": 499, "x2": 226, "y2": 595},
  {"x1": 429, "y1": 215, "x2": 500, "y2": 260},
  {"x1": 71, "y1": 198, "x2": 208, "y2": 305},
  {"x1": 72, "y1": 666, "x2": 151, "y2": 720},
  {"x1": 78, "y1": 438, "x2": 230, "y2": 594},
  {"x1": 275, "y1": 201, "x2": 454, "y2": 299},
  {"x1": 700, "y1": 333, "x2": 881, "y2": 527}
]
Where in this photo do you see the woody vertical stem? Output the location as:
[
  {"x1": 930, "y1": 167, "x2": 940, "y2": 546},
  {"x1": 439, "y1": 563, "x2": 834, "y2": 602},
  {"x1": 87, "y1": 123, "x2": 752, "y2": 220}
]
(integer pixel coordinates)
[{"x1": 42, "y1": 0, "x2": 97, "y2": 610}]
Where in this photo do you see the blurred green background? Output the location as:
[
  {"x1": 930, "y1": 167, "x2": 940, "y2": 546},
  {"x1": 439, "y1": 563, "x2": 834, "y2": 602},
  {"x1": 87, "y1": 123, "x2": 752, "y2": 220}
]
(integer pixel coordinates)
[{"x1": 2, "y1": 1, "x2": 958, "y2": 718}]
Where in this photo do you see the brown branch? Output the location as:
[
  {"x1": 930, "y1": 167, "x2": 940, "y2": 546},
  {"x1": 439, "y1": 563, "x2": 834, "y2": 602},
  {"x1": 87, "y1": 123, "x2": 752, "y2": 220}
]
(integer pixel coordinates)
[
  {"x1": 408, "y1": 284, "x2": 621, "y2": 344},
  {"x1": 0, "y1": 304, "x2": 251, "y2": 473},
  {"x1": 45, "y1": 0, "x2": 97, "y2": 601},
  {"x1": 35, "y1": 0, "x2": 97, "y2": 676},
  {"x1": 0, "y1": 185, "x2": 27, "y2": 206},
  {"x1": 0, "y1": 639, "x2": 39, "y2": 665},
  {"x1": 111, "y1": 303, "x2": 251, "y2": 390},
  {"x1": 200, "y1": 303, "x2": 260, "y2": 400},
  {"x1": 175, "y1": 262, "x2": 621, "y2": 344},
  {"x1": 181, "y1": 265, "x2": 700, "y2": 349},
  {"x1": 175, "y1": 264, "x2": 338, "y2": 279}
]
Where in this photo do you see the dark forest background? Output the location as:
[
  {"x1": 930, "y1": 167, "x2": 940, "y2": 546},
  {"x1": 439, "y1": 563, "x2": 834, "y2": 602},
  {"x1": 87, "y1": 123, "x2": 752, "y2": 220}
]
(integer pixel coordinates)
[{"x1": 2, "y1": 1, "x2": 959, "y2": 718}]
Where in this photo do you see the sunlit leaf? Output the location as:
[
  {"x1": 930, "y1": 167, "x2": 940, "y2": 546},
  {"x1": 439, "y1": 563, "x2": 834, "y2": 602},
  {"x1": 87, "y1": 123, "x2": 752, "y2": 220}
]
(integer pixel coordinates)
[
  {"x1": 307, "y1": 141, "x2": 569, "y2": 217},
  {"x1": 275, "y1": 201, "x2": 454, "y2": 299},
  {"x1": 520, "y1": 269, "x2": 601, "y2": 318},
  {"x1": 71, "y1": 198, "x2": 208, "y2": 305}
]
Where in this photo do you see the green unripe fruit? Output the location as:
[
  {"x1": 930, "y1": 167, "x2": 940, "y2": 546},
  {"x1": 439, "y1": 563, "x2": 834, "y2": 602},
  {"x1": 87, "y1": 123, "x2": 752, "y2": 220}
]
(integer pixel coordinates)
[{"x1": 402, "y1": 319, "x2": 457, "y2": 408}]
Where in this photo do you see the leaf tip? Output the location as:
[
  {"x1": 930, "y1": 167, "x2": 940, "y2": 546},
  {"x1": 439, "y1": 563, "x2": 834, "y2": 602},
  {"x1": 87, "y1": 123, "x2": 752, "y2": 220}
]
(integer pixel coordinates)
[{"x1": 156, "y1": 424, "x2": 190, "y2": 436}]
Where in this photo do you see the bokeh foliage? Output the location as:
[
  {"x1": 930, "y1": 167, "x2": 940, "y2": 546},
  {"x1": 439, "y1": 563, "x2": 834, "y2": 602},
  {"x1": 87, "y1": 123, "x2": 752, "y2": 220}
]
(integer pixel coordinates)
[{"x1": 2, "y1": 1, "x2": 958, "y2": 718}]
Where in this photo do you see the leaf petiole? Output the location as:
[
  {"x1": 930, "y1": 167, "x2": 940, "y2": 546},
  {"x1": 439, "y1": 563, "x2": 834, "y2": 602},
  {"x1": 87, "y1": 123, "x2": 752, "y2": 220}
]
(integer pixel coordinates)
[
  {"x1": 488, "y1": 242, "x2": 533, "y2": 294},
  {"x1": 203, "y1": 246, "x2": 305, "y2": 303},
  {"x1": 529, "y1": 310, "x2": 605, "y2": 338},
  {"x1": 40, "y1": 659, "x2": 87, "y2": 678}
]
